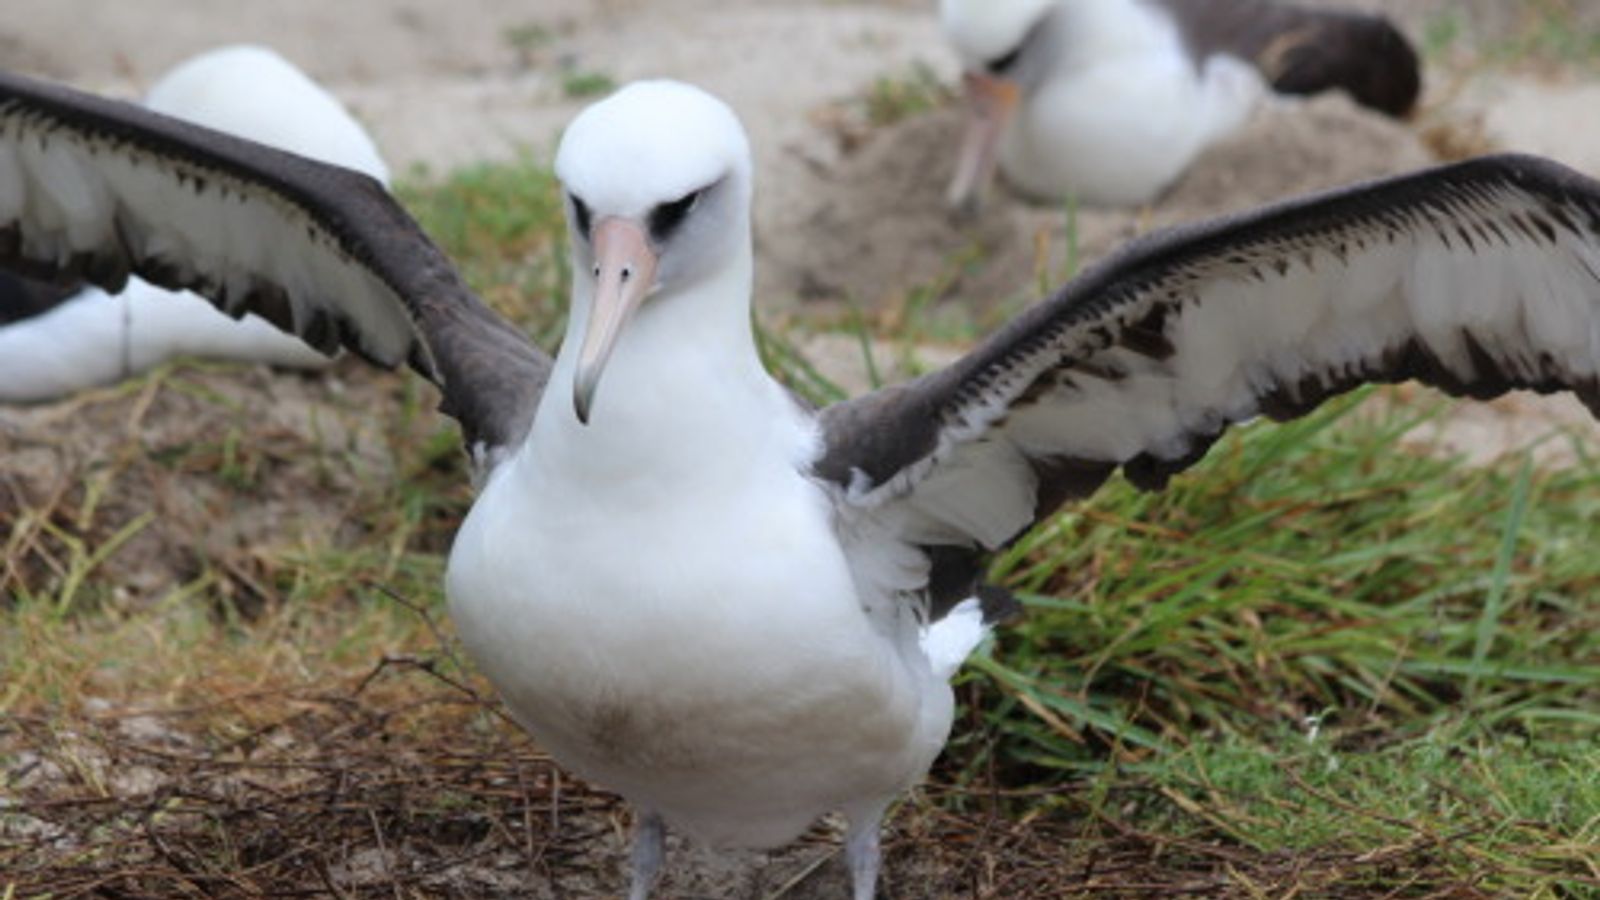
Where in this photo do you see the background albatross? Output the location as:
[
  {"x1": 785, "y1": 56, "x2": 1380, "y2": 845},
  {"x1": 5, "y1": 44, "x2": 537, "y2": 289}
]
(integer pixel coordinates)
[
  {"x1": 3, "y1": 72, "x2": 1600, "y2": 899},
  {"x1": 940, "y1": 0, "x2": 1422, "y2": 209}
]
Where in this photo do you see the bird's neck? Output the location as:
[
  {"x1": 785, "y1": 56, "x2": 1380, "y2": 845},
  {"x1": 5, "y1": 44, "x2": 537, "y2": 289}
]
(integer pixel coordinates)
[{"x1": 514, "y1": 245, "x2": 817, "y2": 498}]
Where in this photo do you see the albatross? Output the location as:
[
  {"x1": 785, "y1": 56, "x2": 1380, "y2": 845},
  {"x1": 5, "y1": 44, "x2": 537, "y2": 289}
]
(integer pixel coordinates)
[
  {"x1": 940, "y1": 0, "x2": 1421, "y2": 210},
  {"x1": 4, "y1": 72, "x2": 1600, "y2": 899},
  {"x1": 0, "y1": 44, "x2": 389, "y2": 402}
]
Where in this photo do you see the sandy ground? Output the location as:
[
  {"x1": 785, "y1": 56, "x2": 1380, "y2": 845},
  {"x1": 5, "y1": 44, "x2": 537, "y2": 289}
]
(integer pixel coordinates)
[{"x1": 3, "y1": 1, "x2": 1600, "y2": 896}]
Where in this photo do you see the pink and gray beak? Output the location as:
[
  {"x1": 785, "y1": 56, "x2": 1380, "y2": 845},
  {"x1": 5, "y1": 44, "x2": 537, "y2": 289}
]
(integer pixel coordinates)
[
  {"x1": 946, "y1": 71, "x2": 1021, "y2": 219},
  {"x1": 573, "y1": 218, "x2": 659, "y2": 424}
]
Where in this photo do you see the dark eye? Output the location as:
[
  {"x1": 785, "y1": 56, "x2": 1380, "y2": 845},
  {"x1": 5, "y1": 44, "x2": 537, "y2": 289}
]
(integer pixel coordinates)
[
  {"x1": 648, "y1": 189, "x2": 701, "y2": 243},
  {"x1": 986, "y1": 44, "x2": 1023, "y2": 76},
  {"x1": 569, "y1": 193, "x2": 592, "y2": 237}
]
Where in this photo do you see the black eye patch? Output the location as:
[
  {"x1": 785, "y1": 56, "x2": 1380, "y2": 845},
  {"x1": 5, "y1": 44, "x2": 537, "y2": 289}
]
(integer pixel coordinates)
[
  {"x1": 570, "y1": 193, "x2": 592, "y2": 237},
  {"x1": 648, "y1": 189, "x2": 701, "y2": 244},
  {"x1": 986, "y1": 45, "x2": 1023, "y2": 75},
  {"x1": 985, "y1": 10, "x2": 1053, "y2": 78}
]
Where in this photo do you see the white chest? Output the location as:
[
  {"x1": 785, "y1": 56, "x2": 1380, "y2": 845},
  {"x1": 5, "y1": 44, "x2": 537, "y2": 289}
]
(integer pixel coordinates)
[{"x1": 444, "y1": 446, "x2": 938, "y2": 844}]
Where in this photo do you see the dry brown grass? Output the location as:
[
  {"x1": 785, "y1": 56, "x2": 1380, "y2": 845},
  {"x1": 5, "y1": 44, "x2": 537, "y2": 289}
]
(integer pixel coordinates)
[{"x1": 5, "y1": 619, "x2": 1576, "y2": 898}]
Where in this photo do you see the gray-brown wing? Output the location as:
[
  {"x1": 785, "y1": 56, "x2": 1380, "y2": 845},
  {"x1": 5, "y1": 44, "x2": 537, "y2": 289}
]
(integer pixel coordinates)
[
  {"x1": 1157, "y1": 0, "x2": 1420, "y2": 117},
  {"x1": 0, "y1": 67, "x2": 550, "y2": 467},
  {"x1": 817, "y1": 154, "x2": 1600, "y2": 616}
]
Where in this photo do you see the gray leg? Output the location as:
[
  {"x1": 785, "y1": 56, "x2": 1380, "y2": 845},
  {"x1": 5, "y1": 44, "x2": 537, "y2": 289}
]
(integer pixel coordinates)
[
  {"x1": 627, "y1": 810, "x2": 665, "y2": 900},
  {"x1": 844, "y1": 805, "x2": 888, "y2": 900}
]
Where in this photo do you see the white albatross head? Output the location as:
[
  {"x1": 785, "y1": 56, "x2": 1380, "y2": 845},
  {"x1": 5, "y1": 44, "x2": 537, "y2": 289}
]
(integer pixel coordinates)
[
  {"x1": 554, "y1": 80, "x2": 755, "y2": 425},
  {"x1": 938, "y1": 0, "x2": 1058, "y2": 215},
  {"x1": 939, "y1": 0, "x2": 1055, "y2": 68}
]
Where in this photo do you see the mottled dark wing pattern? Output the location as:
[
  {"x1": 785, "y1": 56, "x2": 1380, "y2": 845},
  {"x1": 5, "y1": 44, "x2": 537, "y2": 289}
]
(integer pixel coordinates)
[
  {"x1": 0, "y1": 269, "x2": 80, "y2": 325},
  {"x1": 818, "y1": 155, "x2": 1600, "y2": 616},
  {"x1": 0, "y1": 68, "x2": 550, "y2": 465},
  {"x1": 1157, "y1": 0, "x2": 1420, "y2": 117}
]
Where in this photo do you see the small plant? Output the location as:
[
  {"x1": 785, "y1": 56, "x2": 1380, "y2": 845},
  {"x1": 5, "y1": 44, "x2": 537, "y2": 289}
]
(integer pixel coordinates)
[
  {"x1": 502, "y1": 21, "x2": 554, "y2": 65},
  {"x1": 561, "y1": 68, "x2": 617, "y2": 100},
  {"x1": 1420, "y1": 8, "x2": 1464, "y2": 62},
  {"x1": 862, "y1": 61, "x2": 952, "y2": 127}
]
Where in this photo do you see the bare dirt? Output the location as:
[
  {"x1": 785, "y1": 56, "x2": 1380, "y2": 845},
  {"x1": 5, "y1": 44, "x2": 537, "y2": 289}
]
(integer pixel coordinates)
[{"x1": 3, "y1": 1, "x2": 1599, "y2": 896}]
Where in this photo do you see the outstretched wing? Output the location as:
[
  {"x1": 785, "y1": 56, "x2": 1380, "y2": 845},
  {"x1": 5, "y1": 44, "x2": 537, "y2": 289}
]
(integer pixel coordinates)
[
  {"x1": 817, "y1": 155, "x2": 1600, "y2": 616},
  {"x1": 0, "y1": 68, "x2": 551, "y2": 465},
  {"x1": 1158, "y1": 0, "x2": 1421, "y2": 117}
]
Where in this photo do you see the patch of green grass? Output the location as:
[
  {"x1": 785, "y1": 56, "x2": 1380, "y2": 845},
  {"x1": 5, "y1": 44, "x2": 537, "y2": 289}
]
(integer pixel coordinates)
[
  {"x1": 1423, "y1": 0, "x2": 1600, "y2": 71},
  {"x1": 397, "y1": 153, "x2": 571, "y2": 347},
  {"x1": 1166, "y1": 727, "x2": 1599, "y2": 847},
  {"x1": 1490, "y1": 0, "x2": 1600, "y2": 69},
  {"x1": 860, "y1": 61, "x2": 952, "y2": 128},
  {"x1": 1420, "y1": 8, "x2": 1466, "y2": 63},
  {"x1": 501, "y1": 22, "x2": 554, "y2": 58},
  {"x1": 971, "y1": 392, "x2": 1598, "y2": 758},
  {"x1": 755, "y1": 324, "x2": 852, "y2": 406},
  {"x1": 931, "y1": 390, "x2": 1600, "y2": 891},
  {"x1": 1200, "y1": 729, "x2": 1593, "y2": 888},
  {"x1": 561, "y1": 68, "x2": 617, "y2": 100}
]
